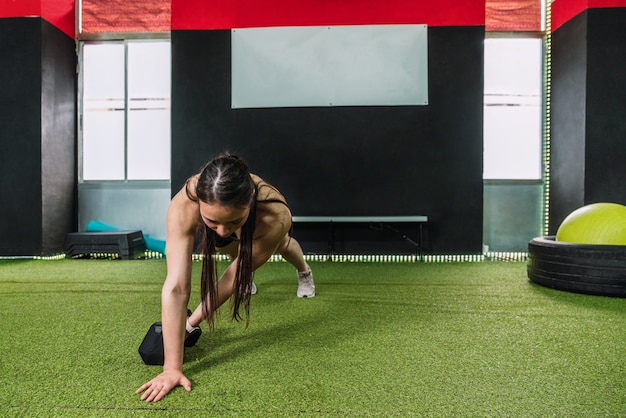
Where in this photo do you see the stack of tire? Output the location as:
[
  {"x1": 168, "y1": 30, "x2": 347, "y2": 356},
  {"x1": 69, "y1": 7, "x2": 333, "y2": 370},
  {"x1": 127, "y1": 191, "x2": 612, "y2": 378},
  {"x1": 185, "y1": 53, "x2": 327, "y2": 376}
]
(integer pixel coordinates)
[{"x1": 527, "y1": 203, "x2": 626, "y2": 297}]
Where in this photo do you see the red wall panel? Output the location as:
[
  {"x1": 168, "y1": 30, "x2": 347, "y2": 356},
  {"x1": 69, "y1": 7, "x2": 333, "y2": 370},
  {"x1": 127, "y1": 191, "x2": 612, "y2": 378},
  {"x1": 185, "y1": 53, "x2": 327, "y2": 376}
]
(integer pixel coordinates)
[
  {"x1": 171, "y1": 0, "x2": 485, "y2": 30},
  {"x1": 42, "y1": 0, "x2": 74, "y2": 37},
  {"x1": 0, "y1": 0, "x2": 74, "y2": 37},
  {"x1": 552, "y1": 0, "x2": 626, "y2": 31},
  {"x1": 7, "y1": 0, "x2": 625, "y2": 38},
  {"x1": 0, "y1": 0, "x2": 40, "y2": 17}
]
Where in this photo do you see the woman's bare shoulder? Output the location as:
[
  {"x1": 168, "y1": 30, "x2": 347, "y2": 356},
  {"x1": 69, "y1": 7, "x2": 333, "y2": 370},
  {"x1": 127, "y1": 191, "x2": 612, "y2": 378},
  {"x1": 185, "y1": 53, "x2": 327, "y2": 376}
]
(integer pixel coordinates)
[
  {"x1": 254, "y1": 201, "x2": 291, "y2": 242},
  {"x1": 182, "y1": 174, "x2": 199, "y2": 200},
  {"x1": 168, "y1": 175, "x2": 200, "y2": 235}
]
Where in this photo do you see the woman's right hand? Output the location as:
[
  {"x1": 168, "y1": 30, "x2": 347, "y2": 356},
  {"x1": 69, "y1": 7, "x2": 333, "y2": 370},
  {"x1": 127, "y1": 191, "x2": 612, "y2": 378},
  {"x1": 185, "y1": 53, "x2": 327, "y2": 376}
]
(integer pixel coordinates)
[{"x1": 136, "y1": 370, "x2": 191, "y2": 402}]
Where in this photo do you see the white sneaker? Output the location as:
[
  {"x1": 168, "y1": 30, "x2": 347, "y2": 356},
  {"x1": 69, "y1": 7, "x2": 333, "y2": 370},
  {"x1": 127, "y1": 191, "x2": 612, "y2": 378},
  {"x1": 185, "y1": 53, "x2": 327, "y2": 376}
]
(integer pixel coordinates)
[{"x1": 297, "y1": 269, "x2": 315, "y2": 298}]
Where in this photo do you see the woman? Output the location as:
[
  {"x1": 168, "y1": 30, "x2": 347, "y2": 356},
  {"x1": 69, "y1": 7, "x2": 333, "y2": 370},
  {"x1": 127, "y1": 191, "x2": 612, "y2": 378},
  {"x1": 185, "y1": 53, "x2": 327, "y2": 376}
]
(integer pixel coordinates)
[{"x1": 136, "y1": 153, "x2": 314, "y2": 402}]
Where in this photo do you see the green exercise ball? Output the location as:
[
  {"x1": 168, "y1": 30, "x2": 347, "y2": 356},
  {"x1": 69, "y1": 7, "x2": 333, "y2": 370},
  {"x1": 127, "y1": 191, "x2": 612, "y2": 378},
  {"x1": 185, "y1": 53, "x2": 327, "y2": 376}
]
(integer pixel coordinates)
[{"x1": 556, "y1": 202, "x2": 626, "y2": 246}]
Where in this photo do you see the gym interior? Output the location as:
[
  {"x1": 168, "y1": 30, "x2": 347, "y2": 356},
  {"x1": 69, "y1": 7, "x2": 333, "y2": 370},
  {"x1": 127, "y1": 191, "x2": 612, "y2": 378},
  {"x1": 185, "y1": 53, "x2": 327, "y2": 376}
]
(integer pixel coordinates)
[
  {"x1": 1, "y1": 1, "x2": 625, "y2": 416},
  {"x1": 2, "y1": 1, "x2": 626, "y2": 259}
]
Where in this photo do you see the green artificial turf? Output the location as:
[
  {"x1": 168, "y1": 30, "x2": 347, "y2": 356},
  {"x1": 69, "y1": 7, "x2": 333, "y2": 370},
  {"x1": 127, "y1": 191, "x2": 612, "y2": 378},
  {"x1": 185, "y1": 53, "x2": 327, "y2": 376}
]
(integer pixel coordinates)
[{"x1": 0, "y1": 259, "x2": 624, "y2": 417}]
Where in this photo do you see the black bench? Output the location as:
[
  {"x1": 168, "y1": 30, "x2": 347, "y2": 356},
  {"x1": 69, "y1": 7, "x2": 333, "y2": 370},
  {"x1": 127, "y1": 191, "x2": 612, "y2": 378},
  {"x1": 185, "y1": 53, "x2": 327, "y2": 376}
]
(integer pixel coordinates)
[{"x1": 291, "y1": 216, "x2": 428, "y2": 261}]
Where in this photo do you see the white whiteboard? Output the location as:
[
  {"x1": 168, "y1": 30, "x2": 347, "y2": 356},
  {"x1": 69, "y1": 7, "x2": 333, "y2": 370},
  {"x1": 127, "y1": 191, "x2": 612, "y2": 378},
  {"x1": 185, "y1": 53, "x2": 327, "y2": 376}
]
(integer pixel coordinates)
[{"x1": 231, "y1": 24, "x2": 428, "y2": 108}]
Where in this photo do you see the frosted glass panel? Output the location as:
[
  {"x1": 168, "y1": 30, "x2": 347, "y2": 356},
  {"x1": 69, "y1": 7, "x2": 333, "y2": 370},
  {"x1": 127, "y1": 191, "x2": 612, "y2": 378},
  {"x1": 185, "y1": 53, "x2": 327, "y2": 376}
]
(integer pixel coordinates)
[
  {"x1": 127, "y1": 109, "x2": 171, "y2": 180},
  {"x1": 82, "y1": 43, "x2": 125, "y2": 180},
  {"x1": 82, "y1": 109, "x2": 125, "y2": 180},
  {"x1": 483, "y1": 37, "x2": 542, "y2": 180},
  {"x1": 127, "y1": 42, "x2": 171, "y2": 180},
  {"x1": 484, "y1": 38, "x2": 542, "y2": 95},
  {"x1": 81, "y1": 41, "x2": 171, "y2": 181},
  {"x1": 232, "y1": 24, "x2": 428, "y2": 108},
  {"x1": 483, "y1": 105, "x2": 542, "y2": 179},
  {"x1": 83, "y1": 44, "x2": 124, "y2": 99},
  {"x1": 128, "y1": 42, "x2": 171, "y2": 99}
]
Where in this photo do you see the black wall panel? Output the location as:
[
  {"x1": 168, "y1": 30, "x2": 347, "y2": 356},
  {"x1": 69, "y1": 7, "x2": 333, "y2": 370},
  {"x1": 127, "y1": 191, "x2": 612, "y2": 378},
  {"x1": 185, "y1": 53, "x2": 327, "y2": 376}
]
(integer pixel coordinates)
[
  {"x1": 0, "y1": 18, "x2": 43, "y2": 255},
  {"x1": 585, "y1": 9, "x2": 626, "y2": 205},
  {"x1": 40, "y1": 20, "x2": 77, "y2": 254},
  {"x1": 550, "y1": 8, "x2": 626, "y2": 233},
  {"x1": 550, "y1": 13, "x2": 588, "y2": 232},
  {"x1": 172, "y1": 27, "x2": 484, "y2": 254},
  {"x1": 0, "y1": 18, "x2": 76, "y2": 256}
]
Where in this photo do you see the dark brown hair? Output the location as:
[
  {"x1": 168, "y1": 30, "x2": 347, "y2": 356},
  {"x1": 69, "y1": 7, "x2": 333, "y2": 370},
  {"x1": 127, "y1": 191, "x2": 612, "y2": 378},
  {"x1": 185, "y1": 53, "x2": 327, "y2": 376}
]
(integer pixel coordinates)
[{"x1": 187, "y1": 153, "x2": 256, "y2": 330}]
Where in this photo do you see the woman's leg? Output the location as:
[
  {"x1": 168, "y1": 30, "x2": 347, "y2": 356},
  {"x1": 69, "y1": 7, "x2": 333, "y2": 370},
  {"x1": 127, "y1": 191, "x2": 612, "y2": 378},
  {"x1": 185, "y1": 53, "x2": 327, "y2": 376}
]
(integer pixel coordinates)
[
  {"x1": 278, "y1": 235, "x2": 309, "y2": 272},
  {"x1": 278, "y1": 235, "x2": 315, "y2": 298}
]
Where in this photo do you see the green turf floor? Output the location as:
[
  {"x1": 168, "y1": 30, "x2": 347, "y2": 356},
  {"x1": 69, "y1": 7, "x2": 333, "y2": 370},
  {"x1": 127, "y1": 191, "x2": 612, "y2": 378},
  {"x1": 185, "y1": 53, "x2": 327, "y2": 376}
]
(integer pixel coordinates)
[{"x1": 0, "y1": 259, "x2": 624, "y2": 417}]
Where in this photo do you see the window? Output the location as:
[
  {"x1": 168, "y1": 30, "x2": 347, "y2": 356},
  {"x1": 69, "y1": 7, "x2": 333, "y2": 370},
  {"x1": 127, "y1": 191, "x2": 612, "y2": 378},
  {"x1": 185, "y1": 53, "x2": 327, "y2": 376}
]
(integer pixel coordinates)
[
  {"x1": 483, "y1": 37, "x2": 543, "y2": 180},
  {"x1": 80, "y1": 40, "x2": 171, "y2": 181}
]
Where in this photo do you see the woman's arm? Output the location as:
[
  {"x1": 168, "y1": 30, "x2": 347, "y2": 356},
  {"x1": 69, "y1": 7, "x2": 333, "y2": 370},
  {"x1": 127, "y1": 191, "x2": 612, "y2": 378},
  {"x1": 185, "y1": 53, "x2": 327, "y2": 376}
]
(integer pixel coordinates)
[
  {"x1": 136, "y1": 185, "x2": 199, "y2": 402},
  {"x1": 162, "y1": 190, "x2": 198, "y2": 370}
]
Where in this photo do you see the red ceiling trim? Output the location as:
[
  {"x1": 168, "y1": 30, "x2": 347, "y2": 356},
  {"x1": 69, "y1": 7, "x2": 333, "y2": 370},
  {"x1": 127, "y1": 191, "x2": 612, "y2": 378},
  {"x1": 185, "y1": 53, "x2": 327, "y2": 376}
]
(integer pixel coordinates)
[
  {"x1": 0, "y1": 0, "x2": 40, "y2": 17},
  {"x1": 552, "y1": 0, "x2": 626, "y2": 31},
  {"x1": 0, "y1": 0, "x2": 74, "y2": 38},
  {"x1": 42, "y1": 0, "x2": 74, "y2": 37},
  {"x1": 12, "y1": 0, "x2": 623, "y2": 38},
  {"x1": 171, "y1": 0, "x2": 486, "y2": 30}
]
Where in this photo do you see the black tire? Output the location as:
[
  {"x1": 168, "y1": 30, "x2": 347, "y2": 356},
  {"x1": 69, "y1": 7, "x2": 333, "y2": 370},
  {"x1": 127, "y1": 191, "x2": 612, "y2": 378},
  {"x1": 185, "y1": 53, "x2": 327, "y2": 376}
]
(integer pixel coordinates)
[{"x1": 527, "y1": 236, "x2": 626, "y2": 297}]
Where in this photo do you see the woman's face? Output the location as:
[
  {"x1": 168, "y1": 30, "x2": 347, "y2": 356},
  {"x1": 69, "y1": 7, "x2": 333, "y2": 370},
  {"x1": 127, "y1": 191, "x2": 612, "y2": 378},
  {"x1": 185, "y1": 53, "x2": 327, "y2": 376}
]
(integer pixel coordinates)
[{"x1": 198, "y1": 201, "x2": 250, "y2": 238}]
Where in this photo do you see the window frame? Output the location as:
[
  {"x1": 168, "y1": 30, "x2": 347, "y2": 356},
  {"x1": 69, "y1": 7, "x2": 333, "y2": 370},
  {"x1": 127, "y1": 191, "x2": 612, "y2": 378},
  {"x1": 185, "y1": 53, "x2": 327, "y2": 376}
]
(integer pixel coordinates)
[
  {"x1": 482, "y1": 31, "x2": 546, "y2": 181},
  {"x1": 77, "y1": 36, "x2": 171, "y2": 184}
]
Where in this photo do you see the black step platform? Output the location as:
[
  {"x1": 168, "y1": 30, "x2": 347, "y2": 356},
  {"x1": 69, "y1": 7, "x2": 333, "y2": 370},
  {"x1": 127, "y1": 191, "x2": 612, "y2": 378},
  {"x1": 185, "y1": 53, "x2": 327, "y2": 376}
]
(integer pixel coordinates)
[{"x1": 65, "y1": 230, "x2": 147, "y2": 260}]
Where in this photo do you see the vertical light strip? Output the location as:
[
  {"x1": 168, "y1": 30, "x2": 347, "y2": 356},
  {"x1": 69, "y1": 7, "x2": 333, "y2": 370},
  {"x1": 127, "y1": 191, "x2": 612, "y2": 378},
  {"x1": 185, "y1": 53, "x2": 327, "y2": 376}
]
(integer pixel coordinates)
[
  {"x1": 542, "y1": 2, "x2": 552, "y2": 236},
  {"x1": 77, "y1": 42, "x2": 84, "y2": 182},
  {"x1": 123, "y1": 42, "x2": 129, "y2": 181},
  {"x1": 77, "y1": 0, "x2": 82, "y2": 35}
]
